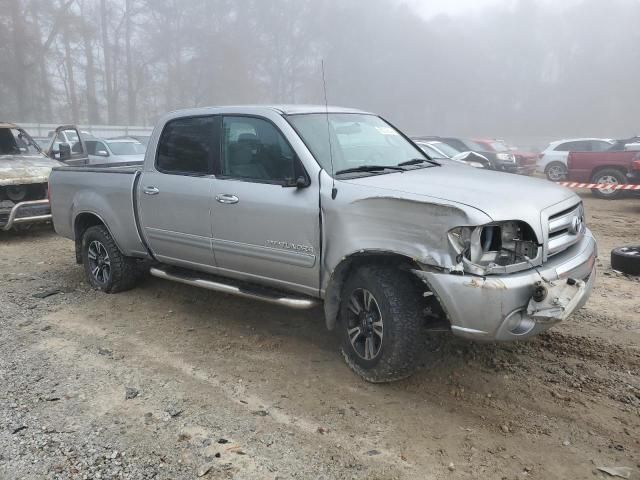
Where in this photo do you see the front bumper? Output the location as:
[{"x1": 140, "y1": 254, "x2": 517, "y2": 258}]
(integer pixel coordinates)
[
  {"x1": 414, "y1": 230, "x2": 597, "y2": 342},
  {"x1": 0, "y1": 199, "x2": 52, "y2": 231}
]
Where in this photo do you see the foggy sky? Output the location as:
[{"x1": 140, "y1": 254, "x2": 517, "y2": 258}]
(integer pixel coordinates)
[{"x1": 1, "y1": 0, "x2": 639, "y2": 147}]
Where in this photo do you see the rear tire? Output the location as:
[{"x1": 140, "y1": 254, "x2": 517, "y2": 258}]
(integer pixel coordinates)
[
  {"x1": 544, "y1": 162, "x2": 567, "y2": 181},
  {"x1": 591, "y1": 168, "x2": 626, "y2": 199},
  {"x1": 338, "y1": 265, "x2": 422, "y2": 383},
  {"x1": 81, "y1": 225, "x2": 138, "y2": 293}
]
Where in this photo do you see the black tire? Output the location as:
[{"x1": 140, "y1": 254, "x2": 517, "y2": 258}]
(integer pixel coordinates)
[
  {"x1": 544, "y1": 162, "x2": 567, "y2": 181},
  {"x1": 338, "y1": 265, "x2": 422, "y2": 383},
  {"x1": 611, "y1": 246, "x2": 640, "y2": 276},
  {"x1": 81, "y1": 225, "x2": 138, "y2": 293},
  {"x1": 591, "y1": 168, "x2": 626, "y2": 199}
]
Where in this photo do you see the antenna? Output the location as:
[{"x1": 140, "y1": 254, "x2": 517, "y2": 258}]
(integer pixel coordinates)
[{"x1": 321, "y1": 60, "x2": 338, "y2": 200}]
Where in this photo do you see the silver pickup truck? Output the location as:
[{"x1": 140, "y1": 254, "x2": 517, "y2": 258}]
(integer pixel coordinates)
[{"x1": 49, "y1": 106, "x2": 597, "y2": 382}]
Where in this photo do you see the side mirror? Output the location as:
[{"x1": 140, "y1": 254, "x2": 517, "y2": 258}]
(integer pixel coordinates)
[
  {"x1": 96, "y1": 150, "x2": 109, "y2": 157},
  {"x1": 283, "y1": 176, "x2": 310, "y2": 189},
  {"x1": 59, "y1": 143, "x2": 72, "y2": 161},
  {"x1": 295, "y1": 176, "x2": 309, "y2": 188}
]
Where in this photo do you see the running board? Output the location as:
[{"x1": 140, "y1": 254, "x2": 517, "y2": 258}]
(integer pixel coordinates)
[{"x1": 149, "y1": 267, "x2": 319, "y2": 310}]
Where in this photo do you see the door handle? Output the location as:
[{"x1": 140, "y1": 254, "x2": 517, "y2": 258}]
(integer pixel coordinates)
[
  {"x1": 143, "y1": 186, "x2": 160, "y2": 195},
  {"x1": 216, "y1": 194, "x2": 239, "y2": 204}
]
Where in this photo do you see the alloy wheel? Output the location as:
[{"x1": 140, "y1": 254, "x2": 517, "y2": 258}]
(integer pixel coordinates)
[
  {"x1": 596, "y1": 174, "x2": 619, "y2": 195},
  {"x1": 87, "y1": 240, "x2": 111, "y2": 285},
  {"x1": 346, "y1": 288, "x2": 384, "y2": 360}
]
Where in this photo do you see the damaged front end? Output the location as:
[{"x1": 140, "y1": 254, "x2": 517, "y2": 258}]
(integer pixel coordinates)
[
  {"x1": 414, "y1": 227, "x2": 596, "y2": 342},
  {"x1": 0, "y1": 183, "x2": 52, "y2": 231},
  {"x1": 1, "y1": 179, "x2": 53, "y2": 231},
  {"x1": 447, "y1": 220, "x2": 541, "y2": 275}
]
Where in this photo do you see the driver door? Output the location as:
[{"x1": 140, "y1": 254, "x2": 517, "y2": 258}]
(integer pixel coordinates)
[{"x1": 210, "y1": 115, "x2": 320, "y2": 295}]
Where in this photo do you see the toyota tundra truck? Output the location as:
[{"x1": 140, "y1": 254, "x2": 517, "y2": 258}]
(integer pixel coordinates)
[{"x1": 49, "y1": 106, "x2": 597, "y2": 382}]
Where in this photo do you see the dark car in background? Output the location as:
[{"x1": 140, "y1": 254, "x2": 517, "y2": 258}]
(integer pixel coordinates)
[
  {"x1": 474, "y1": 138, "x2": 536, "y2": 176},
  {"x1": 411, "y1": 138, "x2": 490, "y2": 168},
  {"x1": 419, "y1": 136, "x2": 520, "y2": 174}
]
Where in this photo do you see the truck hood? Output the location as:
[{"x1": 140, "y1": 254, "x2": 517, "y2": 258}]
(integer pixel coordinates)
[
  {"x1": 341, "y1": 164, "x2": 578, "y2": 223},
  {"x1": 0, "y1": 154, "x2": 65, "y2": 186}
]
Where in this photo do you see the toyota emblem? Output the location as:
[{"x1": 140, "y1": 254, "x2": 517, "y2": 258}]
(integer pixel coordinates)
[{"x1": 569, "y1": 216, "x2": 583, "y2": 235}]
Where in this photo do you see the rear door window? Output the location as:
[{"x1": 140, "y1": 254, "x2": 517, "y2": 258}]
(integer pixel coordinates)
[
  {"x1": 555, "y1": 141, "x2": 590, "y2": 151},
  {"x1": 156, "y1": 116, "x2": 220, "y2": 175}
]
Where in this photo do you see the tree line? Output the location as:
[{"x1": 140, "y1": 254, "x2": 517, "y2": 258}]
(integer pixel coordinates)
[{"x1": 1, "y1": 0, "x2": 639, "y2": 140}]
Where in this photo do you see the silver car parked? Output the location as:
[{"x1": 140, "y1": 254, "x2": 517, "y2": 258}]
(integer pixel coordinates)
[{"x1": 49, "y1": 106, "x2": 597, "y2": 382}]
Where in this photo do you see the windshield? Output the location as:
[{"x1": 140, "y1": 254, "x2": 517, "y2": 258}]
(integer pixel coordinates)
[
  {"x1": 487, "y1": 140, "x2": 510, "y2": 152},
  {"x1": 287, "y1": 113, "x2": 426, "y2": 175},
  {"x1": 430, "y1": 141, "x2": 461, "y2": 157},
  {"x1": 0, "y1": 128, "x2": 42, "y2": 155},
  {"x1": 106, "y1": 141, "x2": 146, "y2": 155}
]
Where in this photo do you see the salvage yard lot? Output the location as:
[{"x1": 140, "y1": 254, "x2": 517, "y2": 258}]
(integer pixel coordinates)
[{"x1": 1, "y1": 195, "x2": 638, "y2": 480}]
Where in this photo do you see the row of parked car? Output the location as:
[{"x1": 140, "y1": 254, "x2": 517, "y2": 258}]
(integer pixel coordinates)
[
  {"x1": 409, "y1": 134, "x2": 640, "y2": 200},
  {"x1": 2, "y1": 118, "x2": 640, "y2": 232},
  {"x1": 410, "y1": 136, "x2": 537, "y2": 175},
  {"x1": 0, "y1": 123, "x2": 149, "y2": 231}
]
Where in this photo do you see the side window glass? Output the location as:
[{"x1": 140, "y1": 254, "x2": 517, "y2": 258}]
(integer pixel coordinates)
[
  {"x1": 591, "y1": 141, "x2": 610, "y2": 152},
  {"x1": 554, "y1": 143, "x2": 569, "y2": 151},
  {"x1": 222, "y1": 116, "x2": 295, "y2": 183},
  {"x1": 85, "y1": 140, "x2": 97, "y2": 155},
  {"x1": 156, "y1": 116, "x2": 219, "y2": 175}
]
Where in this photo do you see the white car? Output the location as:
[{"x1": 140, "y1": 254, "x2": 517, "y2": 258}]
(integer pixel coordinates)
[
  {"x1": 537, "y1": 138, "x2": 613, "y2": 181},
  {"x1": 85, "y1": 138, "x2": 146, "y2": 164}
]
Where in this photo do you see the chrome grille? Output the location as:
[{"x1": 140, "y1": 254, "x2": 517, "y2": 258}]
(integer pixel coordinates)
[{"x1": 546, "y1": 202, "x2": 585, "y2": 256}]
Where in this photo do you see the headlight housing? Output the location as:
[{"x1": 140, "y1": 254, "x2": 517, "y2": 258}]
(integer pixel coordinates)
[
  {"x1": 496, "y1": 152, "x2": 515, "y2": 162},
  {"x1": 464, "y1": 160, "x2": 486, "y2": 168},
  {"x1": 448, "y1": 221, "x2": 540, "y2": 275}
]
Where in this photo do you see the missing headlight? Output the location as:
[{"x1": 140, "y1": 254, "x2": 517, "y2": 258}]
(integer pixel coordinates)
[{"x1": 449, "y1": 221, "x2": 540, "y2": 274}]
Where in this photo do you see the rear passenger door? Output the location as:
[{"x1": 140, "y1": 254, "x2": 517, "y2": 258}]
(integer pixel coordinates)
[
  {"x1": 210, "y1": 115, "x2": 320, "y2": 295},
  {"x1": 137, "y1": 116, "x2": 220, "y2": 271}
]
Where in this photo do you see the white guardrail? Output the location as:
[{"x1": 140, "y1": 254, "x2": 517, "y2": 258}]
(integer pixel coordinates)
[{"x1": 15, "y1": 123, "x2": 154, "y2": 139}]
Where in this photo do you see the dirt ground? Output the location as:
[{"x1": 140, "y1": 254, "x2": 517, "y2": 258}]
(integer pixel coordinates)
[{"x1": 1, "y1": 193, "x2": 639, "y2": 480}]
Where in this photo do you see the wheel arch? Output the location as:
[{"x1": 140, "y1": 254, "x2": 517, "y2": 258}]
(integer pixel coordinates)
[
  {"x1": 73, "y1": 212, "x2": 120, "y2": 264},
  {"x1": 590, "y1": 165, "x2": 628, "y2": 179},
  {"x1": 323, "y1": 250, "x2": 426, "y2": 331}
]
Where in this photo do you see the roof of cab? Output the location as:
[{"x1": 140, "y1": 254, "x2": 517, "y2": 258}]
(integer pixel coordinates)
[{"x1": 164, "y1": 104, "x2": 372, "y2": 117}]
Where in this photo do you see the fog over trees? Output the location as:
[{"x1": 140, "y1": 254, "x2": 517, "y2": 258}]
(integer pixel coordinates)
[{"x1": 1, "y1": 0, "x2": 639, "y2": 142}]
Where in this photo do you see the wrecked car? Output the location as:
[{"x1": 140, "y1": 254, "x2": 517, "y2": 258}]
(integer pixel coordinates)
[
  {"x1": 48, "y1": 106, "x2": 597, "y2": 382},
  {"x1": 0, "y1": 123, "x2": 63, "y2": 231}
]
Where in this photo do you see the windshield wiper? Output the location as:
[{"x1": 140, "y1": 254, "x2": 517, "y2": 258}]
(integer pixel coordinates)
[
  {"x1": 398, "y1": 158, "x2": 441, "y2": 167},
  {"x1": 334, "y1": 165, "x2": 407, "y2": 175}
]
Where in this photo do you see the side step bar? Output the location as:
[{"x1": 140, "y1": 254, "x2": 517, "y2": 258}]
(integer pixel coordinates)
[{"x1": 149, "y1": 267, "x2": 319, "y2": 310}]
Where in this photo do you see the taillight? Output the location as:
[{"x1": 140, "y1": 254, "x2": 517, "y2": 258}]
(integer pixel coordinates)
[{"x1": 632, "y1": 159, "x2": 640, "y2": 171}]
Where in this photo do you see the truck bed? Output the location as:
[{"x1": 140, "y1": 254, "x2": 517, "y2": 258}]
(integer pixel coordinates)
[
  {"x1": 567, "y1": 151, "x2": 638, "y2": 182},
  {"x1": 49, "y1": 163, "x2": 148, "y2": 258}
]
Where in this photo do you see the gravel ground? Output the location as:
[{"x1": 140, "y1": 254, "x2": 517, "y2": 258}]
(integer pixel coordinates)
[{"x1": 0, "y1": 193, "x2": 639, "y2": 480}]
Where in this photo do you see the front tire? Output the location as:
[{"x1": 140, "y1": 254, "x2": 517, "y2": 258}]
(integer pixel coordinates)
[
  {"x1": 338, "y1": 266, "x2": 422, "y2": 383},
  {"x1": 591, "y1": 168, "x2": 626, "y2": 199},
  {"x1": 81, "y1": 225, "x2": 138, "y2": 293}
]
